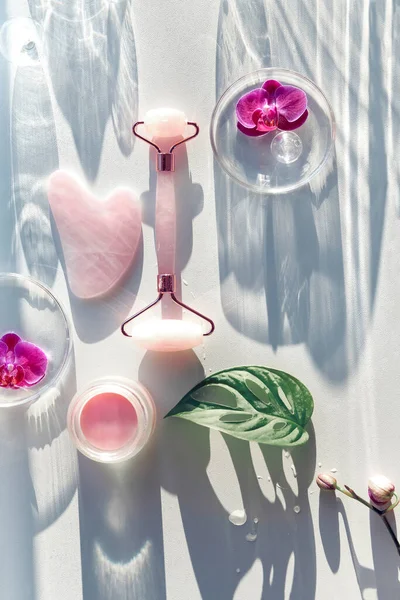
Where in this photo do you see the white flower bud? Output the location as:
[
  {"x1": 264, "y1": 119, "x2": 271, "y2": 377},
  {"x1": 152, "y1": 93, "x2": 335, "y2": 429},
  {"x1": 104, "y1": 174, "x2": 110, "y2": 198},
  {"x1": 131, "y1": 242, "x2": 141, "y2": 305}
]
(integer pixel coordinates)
[
  {"x1": 368, "y1": 475, "x2": 395, "y2": 508},
  {"x1": 316, "y1": 473, "x2": 337, "y2": 491}
]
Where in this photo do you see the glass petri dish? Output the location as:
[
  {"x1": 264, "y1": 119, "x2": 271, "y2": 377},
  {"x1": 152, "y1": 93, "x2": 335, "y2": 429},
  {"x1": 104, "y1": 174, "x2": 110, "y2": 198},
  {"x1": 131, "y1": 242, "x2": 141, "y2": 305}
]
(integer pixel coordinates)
[
  {"x1": 210, "y1": 68, "x2": 335, "y2": 195},
  {"x1": 0, "y1": 273, "x2": 72, "y2": 408},
  {"x1": 67, "y1": 377, "x2": 156, "y2": 463}
]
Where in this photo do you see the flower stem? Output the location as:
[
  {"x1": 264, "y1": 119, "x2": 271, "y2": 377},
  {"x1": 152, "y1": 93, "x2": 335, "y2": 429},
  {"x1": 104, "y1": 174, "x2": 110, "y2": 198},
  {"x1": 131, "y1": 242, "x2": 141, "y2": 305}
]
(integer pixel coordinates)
[
  {"x1": 385, "y1": 493, "x2": 400, "y2": 514},
  {"x1": 344, "y1": 485, "x2": 400, "y2": 556},
  {"x1": 336, "y1": 484, "x2": 354, "y2": 499},
  {"x1": 344, "y1": 485, "x2": 382, "y2": 514},
  {"x1": 382, "y1": 516, "x2": 400, "y2": 556}
]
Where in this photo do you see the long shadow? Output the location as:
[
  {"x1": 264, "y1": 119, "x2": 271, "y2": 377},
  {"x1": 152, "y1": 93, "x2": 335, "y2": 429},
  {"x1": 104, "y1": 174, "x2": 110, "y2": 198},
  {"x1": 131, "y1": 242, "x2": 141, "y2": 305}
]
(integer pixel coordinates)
[
  {"x1": 214, "y1": 0, "x2": 389, "y2": 384},
  {"x1": 78, "y1": 433, "x2": 166, "y2": 600},
  {"x1": 257, "y1": 427, "x2": 317, "y2": 598},
  {"x1": 26, "y1": 356, "x2": 78, "y2": 534},
  {"x1": 319, "y1": 494, "x2": 399, "y2": 598},
  {"x1": 26, "y1": 0, "x2": 141, "y2": 342},
  {"x1": 335, "y1": 501, "x2": 377, "y2": 595},
  {"x1": 0, "y1": 408, "x2": 36, "y2": 600},
  {"x1": 0, "y1": 354, "x2": 77, "y2": 599},
  {"x1": 159, "y1": 420, "x2": 316, "y2": 599},
  {"x1": 0, "y1": 11, "x2": 14, "y2": 274},
  {"x1": 368, "y1": 0, "x2": 388, "y2": 311},
  {"x1": 139, "y1": 350, "x2": 205, "y2": 419},
  {"x1": 216, "y1": 152, "x2": 346, "y2": 381},
  {"x1": 0, "y1": 9, "x2": 78, "y2": 593},
  {"x1": 392, "y1": 0, "x2": 400, "y2": 215},
  {"x1": 370, "y1": 510, "x2": 400, "y2": 598},
  {"x1": 11, "y1": 49, "x2": 59, "y2": 287},
  {"x1": 29, "y1": 0, "x2": 138, "y2": 181},
  {"x1": 0, "y1": 19, "x2": 31, "y2": 595},
  {"x1": 78, "y1": 283, "x2": 206, "y2": 600}
]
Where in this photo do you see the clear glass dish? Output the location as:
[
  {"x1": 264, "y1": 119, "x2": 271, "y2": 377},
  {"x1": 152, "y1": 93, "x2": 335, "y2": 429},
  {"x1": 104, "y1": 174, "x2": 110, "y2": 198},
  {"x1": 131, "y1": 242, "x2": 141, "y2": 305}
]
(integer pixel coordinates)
[
  {"x1": 210, "y1": 68, "x2": 335, "y2": 194},
  {"x1": 0, "y1": 273, "x2": 72, "y2": 408}
]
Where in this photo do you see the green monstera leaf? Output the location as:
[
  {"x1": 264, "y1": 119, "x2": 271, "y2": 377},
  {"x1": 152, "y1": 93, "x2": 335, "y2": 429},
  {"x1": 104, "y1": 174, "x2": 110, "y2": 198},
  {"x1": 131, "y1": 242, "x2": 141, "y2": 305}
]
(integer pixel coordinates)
[{"x1": 166, "y1": 366, "x2": 314, "y2": 446}]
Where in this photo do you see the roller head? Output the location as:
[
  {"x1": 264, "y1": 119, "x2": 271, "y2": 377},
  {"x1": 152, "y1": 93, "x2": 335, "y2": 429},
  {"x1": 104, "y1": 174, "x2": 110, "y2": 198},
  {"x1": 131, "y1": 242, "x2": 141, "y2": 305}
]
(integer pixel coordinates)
[
  {"x1": 130, "y1": 319, "x2": 203, "y2": 352},
  {"x1": 144, "y1": 108, "x2": 187, "y2": 138}
]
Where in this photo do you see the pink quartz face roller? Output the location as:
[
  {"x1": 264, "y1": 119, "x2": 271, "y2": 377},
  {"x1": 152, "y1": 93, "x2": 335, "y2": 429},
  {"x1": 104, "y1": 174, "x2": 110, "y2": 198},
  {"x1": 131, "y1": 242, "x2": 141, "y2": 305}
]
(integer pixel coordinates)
[{"x1": 121, "y1": 108, "x2": 214, "y2": 351}]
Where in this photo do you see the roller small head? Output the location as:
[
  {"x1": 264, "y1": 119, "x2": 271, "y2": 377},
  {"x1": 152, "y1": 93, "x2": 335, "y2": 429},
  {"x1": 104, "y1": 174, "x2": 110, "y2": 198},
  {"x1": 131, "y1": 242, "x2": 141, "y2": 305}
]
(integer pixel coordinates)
[
  {"x1": 144, "y1": 108, "x2": 187, "y2": 138},
  {"x1": 130, "y1": 319, "x2": 203, "y2": 352}
]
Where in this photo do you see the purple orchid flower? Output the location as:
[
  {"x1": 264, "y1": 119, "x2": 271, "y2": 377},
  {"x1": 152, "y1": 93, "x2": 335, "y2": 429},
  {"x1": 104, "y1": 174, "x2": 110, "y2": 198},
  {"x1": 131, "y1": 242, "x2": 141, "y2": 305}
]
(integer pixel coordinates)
[
  {"x1": 236, "y1": 79, "x2": 308, "y2": 136},
  {"x1": 0, "y1": 332, "x2": 48, "y2": 389}
]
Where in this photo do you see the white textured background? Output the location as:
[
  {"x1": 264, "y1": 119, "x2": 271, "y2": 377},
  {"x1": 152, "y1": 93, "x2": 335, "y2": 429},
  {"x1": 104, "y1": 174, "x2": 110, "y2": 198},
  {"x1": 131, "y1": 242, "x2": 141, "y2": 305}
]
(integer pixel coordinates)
[{"x1": 0, "y1": 0, "x2": 400, "y2": 598}]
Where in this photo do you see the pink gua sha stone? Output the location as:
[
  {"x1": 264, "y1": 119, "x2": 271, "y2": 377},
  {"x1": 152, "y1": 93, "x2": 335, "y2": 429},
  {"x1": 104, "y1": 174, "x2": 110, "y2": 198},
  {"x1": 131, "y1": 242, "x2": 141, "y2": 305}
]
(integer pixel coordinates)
[
  {"x1": 80, "y1": 391, "x2": 138, "y2": 451},
  {"x1": 48, "y1": 170, "x2": 141, "y2": 299},
  {"x1": 129, "y1": 108, "x2": 203, "y2": 351}
]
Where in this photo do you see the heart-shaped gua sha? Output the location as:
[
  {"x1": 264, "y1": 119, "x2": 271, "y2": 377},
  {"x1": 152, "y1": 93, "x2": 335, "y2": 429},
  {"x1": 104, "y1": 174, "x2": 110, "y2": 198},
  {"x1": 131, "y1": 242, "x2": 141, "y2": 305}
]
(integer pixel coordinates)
[{"x1": 48, "y1": 170, "x2": 141, "y2": 299}]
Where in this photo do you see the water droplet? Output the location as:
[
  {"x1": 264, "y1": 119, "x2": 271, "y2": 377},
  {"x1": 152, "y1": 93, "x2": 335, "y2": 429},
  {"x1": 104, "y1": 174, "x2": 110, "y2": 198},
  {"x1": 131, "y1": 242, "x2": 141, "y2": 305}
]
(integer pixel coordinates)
[
  {"x1": 257, "y1": 475, "x2": 263, "y2": 480},
  {"x1": 293, "y1": 505, "x2": 301, "y2": 514},
  {"x1": 291, "y1": 464, "x2": 297, "y2": 478},
  {"x1": 245, "y1": 514, "x2": 259, "y2": 541},
  {"x1": 330, "y1": 468, "x2": 338, "y2": 473},
  {"x1": 310, "y1": 490, "x2": 314, "y2": 495},
  {"x1": 23, "y1": 40, "x2": 35, "y2": 52},
  {"x1": 182, "y1": 279, "x2": 188, "y2": 286},
  {"x1": 229, "y1": 509, "x2": 247, "y2": 526},
  {"x1": 318, "y1": 462, "x2": 322, "y2": 468},
  {"x1": 209, "y1": 368, "x2": 212, "y2": 373},
  {"x1": 284, "y1": 452, "x2": 290, "y2": 458},
  {"x1": 267, "y1": 477, "x2": 271, "y2": 482},
  {"x1": 235, "y1": 568, "x2": 241, "y2": 574}
]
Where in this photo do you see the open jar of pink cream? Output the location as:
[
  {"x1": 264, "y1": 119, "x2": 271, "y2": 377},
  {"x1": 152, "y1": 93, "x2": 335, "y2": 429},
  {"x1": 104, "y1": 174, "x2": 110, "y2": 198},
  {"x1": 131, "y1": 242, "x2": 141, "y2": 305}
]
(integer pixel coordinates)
[{"x1": 67, "y1": 377, "x2": 156, "y2": 463}]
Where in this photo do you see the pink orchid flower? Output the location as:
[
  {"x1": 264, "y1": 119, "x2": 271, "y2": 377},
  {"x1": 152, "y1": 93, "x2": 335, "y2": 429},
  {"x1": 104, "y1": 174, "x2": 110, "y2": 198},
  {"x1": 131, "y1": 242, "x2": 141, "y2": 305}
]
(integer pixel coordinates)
[
  {"x1": 236, "y1": 79, "x2": 308, "y2": 136},
  {"x1": 0, "y1": 332, "x2": 48, "y2": 388}
]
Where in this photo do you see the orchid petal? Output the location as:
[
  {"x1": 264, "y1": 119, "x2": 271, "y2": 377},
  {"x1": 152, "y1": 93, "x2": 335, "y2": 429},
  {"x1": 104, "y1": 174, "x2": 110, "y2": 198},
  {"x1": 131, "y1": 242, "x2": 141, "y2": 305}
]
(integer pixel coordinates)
[
  {"x1": 252, "y1": 108, "x2": 264, "y2": 125},
  {"x1": 237, "y1": 122, "x2": 269, "y2": 137},
  {"x1": 278, "y1": 109, "x2": 309, "y2": 131},
  {"x1": 261, "y1": 79, "x2": 282, "y2": 101},
  {"x1": 0, "y1": 364, "x2": 25, "y2": 388},
  {"x1": 13, "y1": 365, "x2": 25, "y2": 386},
  {"x1": 256, "y1": 121, "x2": 278, "y2": 132},
  {"x1": 1, "y1": 332, "x2": 21, "y2": 351},
  {"x1": 10, "y1": 365, "x2": 25, "y2": 387},
  {"x1": 14, "y1": 341, "x2": 48, "y2": 385},
  {"x1": 236, "y1": 88, "x2": 268, "y2": 127},
  {"x1": 251, "y1": 108, "x2": 278, "y2": 132},
  {"x1": 0, "y1": 341, "x2": 7, "y2": 364},
  {"x1": 275, "y1": 85, "x2": 307, "y2": 122}
]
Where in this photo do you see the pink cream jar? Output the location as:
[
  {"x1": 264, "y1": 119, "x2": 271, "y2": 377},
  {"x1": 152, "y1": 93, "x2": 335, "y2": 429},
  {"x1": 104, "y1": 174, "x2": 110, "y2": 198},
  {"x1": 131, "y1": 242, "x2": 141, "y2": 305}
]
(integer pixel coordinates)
[{"x1": 67, "y1": 377, "x2": 156, "y2": 463}]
